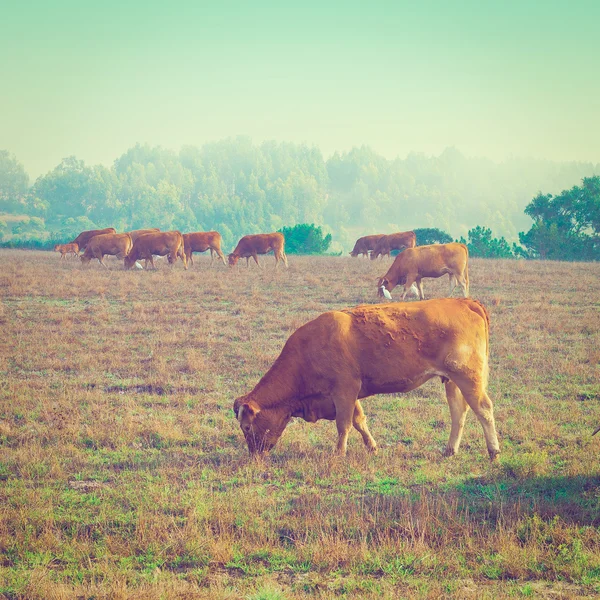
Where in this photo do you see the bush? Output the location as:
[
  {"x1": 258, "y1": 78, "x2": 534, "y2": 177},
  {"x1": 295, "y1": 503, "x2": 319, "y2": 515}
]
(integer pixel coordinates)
[
  {"x1": 278, "y1": 223, "x2": 332, "y2": 255},
  {"x1": 413, "y1": 228, "x2": 453, "y2": 246}
]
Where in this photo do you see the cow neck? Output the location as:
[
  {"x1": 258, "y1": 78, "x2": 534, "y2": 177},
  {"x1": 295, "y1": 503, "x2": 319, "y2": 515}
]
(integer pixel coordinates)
[{"x1": 248, "y1": 355, "x2": 301, "y2": 412}]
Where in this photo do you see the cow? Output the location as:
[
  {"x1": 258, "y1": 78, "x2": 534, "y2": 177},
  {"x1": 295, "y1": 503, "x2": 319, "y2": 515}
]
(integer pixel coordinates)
[
  {"x1": 80, "y1": 233, "x2": 133, "y2": 268},
  {"x1": 377, "y1": 243, "x2": 469, "y2": 301},
  {"x1": 234, "y1": 298, "x2": 500, "y2": 461},
  {"x1": 370, "y1": 230, "x2": 417, "y2": 260},
  {"x1": 70, "y1": 228, "x2": 117, "y2": 252},
  {"x1": 228, "y1": 233, "x2": 288, "y2": 268},
  {"x1": 183, "y1": 231, "x2": 227, "y2": 266},
  {"x1": 349, "y1": 234, "x2": 385, "y2": 258},
  {"x1": 127, "y1": 228, "x2": 160, "y2": 243},
  {"x1": 124, "y1": 231, "x2": 187, "y2": 270},
  {"x1": 53, "y1": 243, "x2": 79, "y2": 259}
]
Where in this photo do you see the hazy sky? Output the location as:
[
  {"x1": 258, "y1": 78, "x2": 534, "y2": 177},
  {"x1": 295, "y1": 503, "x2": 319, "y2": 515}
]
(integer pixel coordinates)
[{"x1": 1, "y1": 0, "x2": 599, "y2": 178}]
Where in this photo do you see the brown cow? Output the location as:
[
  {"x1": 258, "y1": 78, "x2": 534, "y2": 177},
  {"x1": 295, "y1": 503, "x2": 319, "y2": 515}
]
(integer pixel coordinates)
[
  {"x1": 71, "y1": 228, "x2": 117, "y2": 251},
  {"x1": 349, "y1": 234, "x2": 385, "y2": 258},
  {"x1": 54, "y1": 243, "x2": 79, "y2": 259},
  {"x1": 234, "y1": 298, "x2": 500, "y2": 461},
  {"x1": 80, "y1": 233, "x2": 133, "y2": 268},
  {"x1": 228, "y1": 233, "x2": 288, "y2": 268},
  {"x1": 124, "y1": 231, "x2": 187, "y2": 270},
  {"x1": 378, "y1": 243, "x2": 469, "y2": 301},
  {"x1": 370, "y1": 230, "x2": 417, "y2": 260},
  {"x1": 183, "y1": 231, "x2": 226, "y2": 266},
  {"x1": 127, "y1": 228, "x2": 160, "y2": 243}
]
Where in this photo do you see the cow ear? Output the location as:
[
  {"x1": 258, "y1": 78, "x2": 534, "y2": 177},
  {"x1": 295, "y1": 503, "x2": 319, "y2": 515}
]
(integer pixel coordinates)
[{"x1": 242, "y1": 401, "x2": 260, "y2": 422}]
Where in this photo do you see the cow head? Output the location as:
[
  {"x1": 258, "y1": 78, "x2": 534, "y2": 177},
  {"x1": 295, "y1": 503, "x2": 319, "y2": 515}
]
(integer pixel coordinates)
[
  {"x1": 228, "y1": 253, "x2": 240, "y2": 267},
  {"x1": 80, "y1": 254, "x2": 91, "y2": 265},
  {"x1": 349, "y1": 250, "x2": 358, "y2": 257},
  {"x1": 234, "y1": 397, "x2": 289, "y2": 454},
  {"x1": 123, "y1": 254, "x2": 136, "y2": 270},
  {"x1": 53, "y1": 245, "x2": 61, "y2": 252}
]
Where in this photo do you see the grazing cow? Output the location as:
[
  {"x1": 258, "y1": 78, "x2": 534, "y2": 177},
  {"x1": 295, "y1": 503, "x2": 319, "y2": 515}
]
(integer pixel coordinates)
[
  {"x1": 234, "y1": 298, "x2": 500, "y2": 461},
  {"x1": 228, "y1": 233, "x2": 288, "y2": 268},
  {"x1": 124, "y1": 231, "x2": 187, "y2": 270},
  {"x1": 378, "y1": 243, "x2": 469, "y2": 301},
  {"x1": 349, "y1": 234, "x2": 385, "y2": 258},
  {"x1": 127, "y1": 228, "x2": 160, "y2": 243},
  {"x1": 80, "y1": 233, "x2": 133, "y2": 268},
  {"x1": 54, "y1": 243, "x2": 79, "y2": 259},
  {"x1": 70, "y1": 228, "x2": 117, "y2": 251},
  {"x1": 370, "y1": 231, "x2": 417, "y2": 260},
  {"x1": 183, "y1": 231, "x2": 227, "y2": 266}
]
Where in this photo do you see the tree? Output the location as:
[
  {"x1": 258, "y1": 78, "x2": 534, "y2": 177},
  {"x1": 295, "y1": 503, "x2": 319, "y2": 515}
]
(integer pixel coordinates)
[
  {"x1": 460, "y1": 226, "x2": 514, "y2": 258},
  {"x1": 278, "y1": 223, "x2": 332, "y2": 254},
  {"x1": 519, "y1": 176, "x2": 600, "y2": 260},
  {"x1": 0, "y1": 151, "x2": 29, "y2": 212}
]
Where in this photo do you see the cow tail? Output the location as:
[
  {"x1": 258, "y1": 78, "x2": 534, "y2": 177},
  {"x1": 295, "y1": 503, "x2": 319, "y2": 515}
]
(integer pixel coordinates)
[
  {"x1": 467, "y1": 298, "x2": 490, "y2": 388},
  {"x1": 462, "y1": 243, "x2": 470, "y2": 295}
]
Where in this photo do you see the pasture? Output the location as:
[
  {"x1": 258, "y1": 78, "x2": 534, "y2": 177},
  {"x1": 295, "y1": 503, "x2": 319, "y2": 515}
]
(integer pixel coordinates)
[{"x1": 0, "y1": 251, "x2": 599, "y2": 599}]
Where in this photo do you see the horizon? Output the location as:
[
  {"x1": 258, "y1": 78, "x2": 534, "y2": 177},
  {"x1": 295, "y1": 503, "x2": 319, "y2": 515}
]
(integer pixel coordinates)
[
  {"x1": 5, "y1": 140, "x2": 600, "y2": 183},
  {"x1": 2, "y1": 0, "x2": 599, "y2": 179}
]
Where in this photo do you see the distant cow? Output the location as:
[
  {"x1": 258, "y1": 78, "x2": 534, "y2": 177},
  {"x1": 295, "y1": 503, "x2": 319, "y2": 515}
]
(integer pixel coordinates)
[
  {"x1": 80, "y1": 233, "x2": 133, "y2": 268},
  {"x1": 370, "y1": 231, "x2": 417, "y2": 260},
  {"x1": 378, "y1": 242, "x2": 469, "y2": 301},
  {"x1": 234, "y1": 298, "x2": 500, "y2": 461},
  {"x1": 54, "y1": 243, "x2": 79, "y2": 259},
  {"x1": 183, "y1": 231, "x2": 226, "y2": 266},
  {"x1": 349, "y1": 234, "x2": 385, "y2": 258},
  {"x1": 70, "y1": 228, "x2": 117, "y2": 251},
  {"x1": 127, "y1": 228, "x2": 160, "y2": 243},
  {"x1": 124, "y1": 231, "x2": 187, "y2": 270},
  {"x1": 228, "y1": 233, "x2": 288, "y2": 268}
]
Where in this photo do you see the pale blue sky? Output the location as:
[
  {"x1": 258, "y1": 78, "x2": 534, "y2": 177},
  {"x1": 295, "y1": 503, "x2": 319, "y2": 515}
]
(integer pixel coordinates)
[{"x1": 1, "y1": 0, "x2": 599, "y2": 177}]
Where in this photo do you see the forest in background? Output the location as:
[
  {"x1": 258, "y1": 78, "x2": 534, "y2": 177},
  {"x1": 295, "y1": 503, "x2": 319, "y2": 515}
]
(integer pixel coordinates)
[{"x1": 0, "y1": 138, "x2": 599, "y2": 257}]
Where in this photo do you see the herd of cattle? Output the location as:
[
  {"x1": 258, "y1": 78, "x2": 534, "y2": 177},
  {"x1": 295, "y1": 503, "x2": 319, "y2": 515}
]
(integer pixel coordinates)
[
  {"x1": 54, "y1": 227, "x2": 468, "y2": 301},
  {"x1": 52, "y1": 226, "x2": 499, "y2": 461}
]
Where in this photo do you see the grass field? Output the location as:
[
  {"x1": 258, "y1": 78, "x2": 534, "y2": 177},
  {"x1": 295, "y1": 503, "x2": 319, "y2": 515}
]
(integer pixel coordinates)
[{"x1": 0, "y1": 250, "x2": 599, "y2": 599}]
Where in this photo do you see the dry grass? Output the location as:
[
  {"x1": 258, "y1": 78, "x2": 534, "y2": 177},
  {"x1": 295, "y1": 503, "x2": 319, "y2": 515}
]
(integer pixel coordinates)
[{"x1": 0, "y1": 250, "x2": 599, "y2": 599}]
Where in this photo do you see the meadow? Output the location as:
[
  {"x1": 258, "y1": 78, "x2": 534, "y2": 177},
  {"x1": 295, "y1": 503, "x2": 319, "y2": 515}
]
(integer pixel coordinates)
[{"x1": 0, "y1": 250, "x2": 599, "y2": 599}]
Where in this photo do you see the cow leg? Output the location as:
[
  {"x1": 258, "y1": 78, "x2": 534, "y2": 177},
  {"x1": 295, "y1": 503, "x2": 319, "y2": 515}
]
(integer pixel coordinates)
[
  {"x1": 448, "y1": 274, "x2": 457, "y2": 297},
  {"x1": 353, "y1": 401, "x2": 377, "y2": 453},
  {"x1": 99, "y1": 255, "x2": 109, "y2": 269},
  {"x1": 149, "y1": 257, "x2": 156, "y2": 270},
  {"x1": 282, "y1": 251, "x2": 288, "y2": 268},
  {"x1": 331, "y1": 381, "x2": 362, "y2": 456},
  {"x1": 457, "y1": 274, "x2": 469, "y2": 297},
  {"x1": 453, "y1": 377, "x2": 500, "y2": 460},
  {"x1": 218, "y1": 250, "x2": 227, "y2": 266},
  {"x1": 252, "y1": 253, "x2": 261, "y2": 268},
  {"x1": 401, "y1": 276, "x2": 417, "y2": 300},
  {"x1": 443, "y1": 380, "x2": 470, "y2": 456},
  {"x1": 415, "y1": 278, "x2": 425, "y2": 300},
  {"x1": 246, "y1": 257, "x2": 250, "y2": 267},
  {"x1": 209, "y1": 249, "x2": 215, "y2": 263}
]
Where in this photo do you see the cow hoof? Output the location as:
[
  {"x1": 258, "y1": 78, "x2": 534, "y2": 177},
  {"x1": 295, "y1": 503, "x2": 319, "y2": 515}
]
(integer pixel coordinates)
[
  {"x1": 488, "y1": 449, "x2": 500, "y2": 461},
  {"x1": 442, "y1": 446, "x2": 456, "y2": 458},
  {"x1": 367, "y1": 445, "x2": 378, "y2": 455}
]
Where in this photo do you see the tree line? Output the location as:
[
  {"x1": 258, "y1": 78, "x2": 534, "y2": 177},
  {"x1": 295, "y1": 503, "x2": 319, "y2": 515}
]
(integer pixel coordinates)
[{"x1": 0, "y1": 139, "x2": 598, "y2": 259}]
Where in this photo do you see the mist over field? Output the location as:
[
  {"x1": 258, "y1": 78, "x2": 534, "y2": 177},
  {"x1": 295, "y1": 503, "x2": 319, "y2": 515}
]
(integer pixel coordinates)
[{"x1": 1, "y1": 142, "x2": 599, "y2": 252}]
